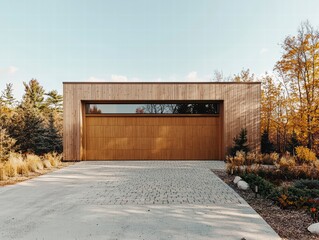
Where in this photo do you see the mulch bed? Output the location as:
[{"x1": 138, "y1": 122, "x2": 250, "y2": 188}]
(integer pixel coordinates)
[{"x1": 212, "y1": 169, "x2": 319, "y2": 240}]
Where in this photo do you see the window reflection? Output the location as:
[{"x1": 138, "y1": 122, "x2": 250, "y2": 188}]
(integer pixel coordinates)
[{"x1": 86, "y1": 103, "x2": 219, "y2": 114}]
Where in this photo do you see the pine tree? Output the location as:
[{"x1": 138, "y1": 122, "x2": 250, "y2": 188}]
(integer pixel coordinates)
[
  {"x1": 21, "y1": 79, "x2": 45, "y2": 111},
  {"x1": 0, "y1": 83, "x2": 15, "y2": 108},
  {"x1": 230, "y1": 128, "x2": 250, "y2": 156},
  {"x1": 261, "y1": 130, "x2": 275, "y2": 154},
  {"x1": 9, "y1": 108, "x2": 48, "y2": 155},
  {"x1": 0, "y1": 83, "x2": 16, "y2": 127},
  {"x1": 45, "y1": 90, "x2": 63, "y2": 113},
  {"x1": 45, "y1": 113, "x2": 62, "y2": 153},
  {"x1": 286, "y1": 131, "x2": 300, "y2": 155}
]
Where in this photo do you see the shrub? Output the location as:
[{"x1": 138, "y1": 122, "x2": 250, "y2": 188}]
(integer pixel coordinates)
[
  {"x1": 246, "y1": 152, "x2": 258, "y2": 165},
  {"x1": 261, "y1": 130, "x2": 275, "y2": 154},
  {"x1": 226, "y1": 151, "x2": 246, "y2": 174},
  {"x1": 4, "y1": 161, "x2": 17, "y2": 177},
  {"x1": 42, "y1": 159, "x2": 52, "y2": 169},
  {"x1": 286, "y1": 131, "x2": 301, "y2": 155},
  {"x1": 287, "y1": 186, "x2": 319, "y2": 199},
  {"x1": 0, "y1": 163, "x2": 7, "y2": 180},
  {"x1": 9, "y1": 153, "x2": 28, "y2": 176},
  {"x1": 17, "y1": 162, "x2": 29, "y2": 175},
  {"x1": 26, "y1": 154, "x2": 42, "y2": 172},
  {"x1": 277, "y1": 194, "x2": 298, "y2": 209},
  {"x1": 230, "y1": 128, "x2": 249, "y2": 156},
  {"x1": 295, "y1": 146, "x2": 317, "y2": 164},
  {"x1": 260, "y1": 152, "x2": 279, "y2": 165},
  {"x1": 36, "y1": 160, "x2": 44, "y2": 170},
  {"x1": 241, "y1": 173, "x2": 279, "y2": 199},
  {"x1": 277, "y1": 156, "x2": 296, "y2": 171},
  {"x1": 234, "y1": 151, "x2": 246, "y2": 165},
  {"x1": 0, "y1": 128, "x2": 16, "y2": 161},
  {"x1": 44, "y1": 152, "x2": 62, "y2": 167},
  {"x1": 270, "y1": 152, "x2": 279, "y2": 163},
  {"x1": 307, "y1": 198, "x2": 319, "y2": 222},
  {"x1": 294, "y1": 179, "x2": 319, "y2": 190},
  {"x1": 260, "y1": 154, "x2": 270, "y2": 165}
]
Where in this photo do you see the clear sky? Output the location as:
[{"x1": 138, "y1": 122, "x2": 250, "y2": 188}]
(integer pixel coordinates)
[{"x1": 1, "y1": 0, "x2": 319, "y2": 99}]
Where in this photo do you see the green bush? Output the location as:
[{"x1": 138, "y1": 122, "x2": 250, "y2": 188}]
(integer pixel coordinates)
[
  {"x1": 241, "y1": 173, "x2": 279, "y2": 199},
  {"x1": 294, "y1": 179, "x2": 319, "y2": 190},
  {"x1": 287, "y1": 186, "x2": 319, "y2": 199},
  {"x1": 240, "y1": 174, "x2": 319, "y2": 211},
  {"x1": 230, "y1": 128, "x2": 249, "y2": 156}
]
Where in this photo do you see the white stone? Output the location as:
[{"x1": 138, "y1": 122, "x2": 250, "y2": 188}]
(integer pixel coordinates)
[
  {"x1": 308, "y1": 223, "x2": 319, "y2": 235},
  {"x1": 237, "y1": 180, "x2": 249, "y2": 190},
  {"x1": 233, "y1": 176, "x2": 242, "y2": 184}
]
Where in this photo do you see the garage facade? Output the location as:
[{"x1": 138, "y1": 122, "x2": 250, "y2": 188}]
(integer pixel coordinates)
[{"x1": 63, "y1": 82, "x2": 260, "y2": 161}]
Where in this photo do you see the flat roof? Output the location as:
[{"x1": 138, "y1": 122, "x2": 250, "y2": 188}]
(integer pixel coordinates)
[{"x1": 63, "y1": 81, "x2": 261, "y2": 84}]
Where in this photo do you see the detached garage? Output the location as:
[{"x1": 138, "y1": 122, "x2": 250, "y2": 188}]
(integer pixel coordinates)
[{"x1": 63, "y1": 82, "x2": 260, "y2": 161}]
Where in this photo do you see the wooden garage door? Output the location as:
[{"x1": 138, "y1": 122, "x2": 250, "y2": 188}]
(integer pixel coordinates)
[{"x1": 85, "y1": 116, "x2": 220, "y2": 160}]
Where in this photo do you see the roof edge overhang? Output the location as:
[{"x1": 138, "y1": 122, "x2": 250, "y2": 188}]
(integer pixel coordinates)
[{"x1": 63, "y1": 81, "x2": 261, "y2": 84}]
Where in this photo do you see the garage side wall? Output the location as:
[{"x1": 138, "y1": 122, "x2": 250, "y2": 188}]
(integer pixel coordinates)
[{"x1": 63, "y1": 83, "x2": 261, "y2": 161}]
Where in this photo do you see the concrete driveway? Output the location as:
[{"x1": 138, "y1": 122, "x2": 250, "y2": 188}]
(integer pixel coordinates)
[{"x1": 0, "y1": 161, "x2": 280, "y2": 240}]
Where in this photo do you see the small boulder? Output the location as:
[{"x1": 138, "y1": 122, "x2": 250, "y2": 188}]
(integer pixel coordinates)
[
  {"x1": 308, "y1": 223, "x2": 319, "y2": 235},
  {"x1": 237, "y1": 180, "x2": 249, "y2": 190},
  {"x1": 233, "y1": 176, "x2": 242, "y2": 184}
]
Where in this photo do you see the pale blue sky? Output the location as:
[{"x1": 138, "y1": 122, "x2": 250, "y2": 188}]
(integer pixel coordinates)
[{"x1": 1, "y1": 0, "x2": 319, "y2": 99}]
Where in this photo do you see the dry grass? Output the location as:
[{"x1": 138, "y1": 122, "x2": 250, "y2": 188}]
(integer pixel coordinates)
[
  {"x1": 0, "y1": 152, "x2": 71, "y2": 186},
  {"x1": 44, "y1": 152, "x2": 61, "y2": 167},
  {"x1": 26, "y1": 154, "x2": 43, "y2": 172},
  {"x1": 4, "y1": 161, "x2": 17, "y2": 177},
  {"x1": 277, "y1": 156, "x2": 296, "y2": 171},
  {"x1": 0, "y1": 163, "x2": 7, "y2": 180},
  {"x1": 9, "y1": 153, "x2": 29, "y2": 176},
  {"x1": 42, "y1": 159, "x2": 52, "y2": 169}
]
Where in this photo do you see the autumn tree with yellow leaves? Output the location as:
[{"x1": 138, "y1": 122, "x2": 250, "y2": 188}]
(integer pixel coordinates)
[
  {"x1": 275, "y1": 21, "x2": 319, "y2": 152},
  {"x1": 235, "y1": 22, "x2": 319, "y2": 154}
]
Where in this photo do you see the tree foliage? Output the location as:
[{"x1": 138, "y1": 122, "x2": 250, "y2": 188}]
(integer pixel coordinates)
[
  {"x1": 274, "y1": 21, "x2": 319, "y2": 151},
  {"x1": 286, "y1": 131, "x2": 301, "y2": 155},
  {"x1": 22, "y1": 79, "x2": 46, "y2": 111},
  {"x1": 261, "y1": 130, "x2": 275, "y2": 154},
  {"x1": 45, "y1": 113, "x2": 62, "y2": 153},
  {"x1": 230, "y1": 128, "x2": 250, "y2": 156},
  {"x1": 0, "y1": 79, "x2": 63, "y2": 157},
  {"x1": 9, "y1": 108, "x2": 49, "y2": 155},
  {"x1": 233, "y1": 69, "x2": 255, "y2": 82},
  {"x1": 0, "y1": 127, "x2": 16, "y2": 161}
]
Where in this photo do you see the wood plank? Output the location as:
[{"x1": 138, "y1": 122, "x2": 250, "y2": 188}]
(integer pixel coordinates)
[
  {"x1": 63, "y1": 82, "x2": 260, "y2": 160},
  {"x1": 85, "y1": 116, "x2": 220, "y2": 160}
]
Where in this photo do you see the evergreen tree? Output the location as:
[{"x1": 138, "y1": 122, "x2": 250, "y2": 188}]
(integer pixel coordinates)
[
  {"x1": 286, "y1": 131, "x2": 300, "y2": 155},
  {"x1": 21, "y1": 79, "x2": 46, "y2": 111},
  {"x1": 45, "y1": 113, "x2": 62, "y2": 153},
  {"x1": 0, "y1": 83, "x2": 16, "y2": 132},
  {"x1": 9, "y1": 108, "x2": 48, "y2": 155},
  {"x1": 230, "y1": 128, "x2": 250, "y2": 156},
  {"x1": 45, "y1": 90, "x2": 63, "y2": 113},
  {"x1": 261, "y1": 130, "x2": 275, "y2": 153},
  {"x1": 0, "y1": 83, "x2": 15, "y2": 108},
  {"x1": 0, "y1": 79, "x2": 63, "y2": 156}
]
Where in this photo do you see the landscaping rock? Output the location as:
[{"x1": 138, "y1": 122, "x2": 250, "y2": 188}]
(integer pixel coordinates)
[
  {"x1": 308, "y1": 223, "x2": 319, "y2": 235},
  {"x1": 233, "y1": 176, "x2": 242, "y2": 184},
  {"x1": 237, "y1": 180, "x2": 249, "y2": 190}
]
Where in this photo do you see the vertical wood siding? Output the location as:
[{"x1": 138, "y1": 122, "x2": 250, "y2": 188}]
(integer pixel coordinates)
[{"x1": 63, "y1": 83, "x2": 261, "y2": 161}]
